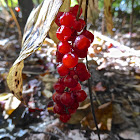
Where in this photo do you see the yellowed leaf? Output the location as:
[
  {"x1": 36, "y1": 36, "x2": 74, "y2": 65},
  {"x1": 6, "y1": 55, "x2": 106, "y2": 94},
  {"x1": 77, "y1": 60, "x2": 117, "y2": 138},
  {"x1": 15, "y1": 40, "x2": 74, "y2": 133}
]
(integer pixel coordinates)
[
  {"x1": 7, "y1": 0, "x2": 64, "y2": 102},
  {"x1": 7, "y1": 61, "x2": 24, "y2": 101},
  {"x1": 81, "y1": 102, "x2": 112, "y2": 130}
]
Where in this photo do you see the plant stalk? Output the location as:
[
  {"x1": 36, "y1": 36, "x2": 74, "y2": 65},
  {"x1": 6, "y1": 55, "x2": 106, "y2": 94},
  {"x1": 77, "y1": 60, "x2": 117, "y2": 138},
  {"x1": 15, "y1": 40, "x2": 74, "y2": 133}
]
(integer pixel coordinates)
[{"x1": 84, "y1": 0, "x2": 101, "y2": 140}]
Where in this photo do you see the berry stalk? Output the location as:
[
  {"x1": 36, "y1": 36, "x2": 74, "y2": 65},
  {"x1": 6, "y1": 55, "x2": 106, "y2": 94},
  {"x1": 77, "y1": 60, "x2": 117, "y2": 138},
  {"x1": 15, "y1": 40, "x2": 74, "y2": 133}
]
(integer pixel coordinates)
[{"x1": 84, "y1": 0, "x2": 101, "y2": 139}]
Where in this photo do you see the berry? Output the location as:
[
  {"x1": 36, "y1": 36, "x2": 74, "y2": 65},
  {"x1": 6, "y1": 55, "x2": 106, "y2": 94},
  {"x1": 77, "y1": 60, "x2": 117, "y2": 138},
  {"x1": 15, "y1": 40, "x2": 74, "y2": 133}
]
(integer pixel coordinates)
[
  {"x1": 60, "y1": 92, "x2": 75, "y2": 106},
  {"x1": 53, "y1": 92, "x2": 62, "y2": 105},
  {"x1": 56, "y1": 51, "x2": 64, "y2": 62},
  {"x1": 70, "y1": 5, "x2": 82, "y2": 17},
  {"x1": 57, "y1": 41, "x2": 71, "y2": 54},
  {"x1": 52, "y1": 92, "x2": 57, "y2": 102},
  {"x1": 60, "y1": 12, "x2": 76, "y2": 27},
  {"x1": 68, "y1": 108, "x2": 76, "y2": 114},
  {"x1": 74, "y1": 35, "x2": 90, "y2": 50},
  {"x1": 64, "y1": 75, "x2": 78, "y2": 88},
  {"x1": 73, "y1": 19, "x2": 85, "y2": 32},
  {"x1": 56, "y1": 25, "x2": 72, "y2": 41},
  {"x1": 69, "y1": 102, "x2": 79, "y2": 109},
  {"x1": 70, "y1": 82, "x2": 81, "y2": 91},
  {"x1": 76, "y1": 70, "x2": 91, "y2": 82},
  {"x1": 69, "y1": 30, "x2": 77, "y2": 42},
  {"x1": 15, "y1": 7, "x2": 20, "y2": 12},
  {"x1": 54, "y1": 82, "x2": 65, "y2": 93},
  {"x1": 75, "y1": 63, "x2": 87, "y2": 72},
  {"x1": 57, "y1": 63, "x2": 70, "y2": 76},
  {"x1": 81, "y1": 30, "x2": 94, "y2": 43},
  {"x1": 75, "y1": 90, "x2": 87, "y2": 102},
  {"x1": 59, "y1": 114, "x2": 71, "y2": 123},
  {"x1": 53, "y1": 104, "x2": 66, "y2": 115},
  {"x1": 55, "y1": 12, "x2": 64, "y2": 26},
  {"x1": 62, "y1": 53, "x2": 78, "y2": 68},
  {"x1": 73, "y1": 47, "x2": 88, "y2": 58},
  {"x1": 108, "y1": 43, "x2": 113, "y2": 49}
]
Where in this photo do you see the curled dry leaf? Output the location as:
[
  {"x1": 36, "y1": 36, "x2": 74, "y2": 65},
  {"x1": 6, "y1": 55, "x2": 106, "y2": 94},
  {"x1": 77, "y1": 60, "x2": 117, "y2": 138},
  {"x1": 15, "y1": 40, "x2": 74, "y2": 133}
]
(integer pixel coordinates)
[{"x1": 7, "y1": 0, "x2": 64, "y2": 102}]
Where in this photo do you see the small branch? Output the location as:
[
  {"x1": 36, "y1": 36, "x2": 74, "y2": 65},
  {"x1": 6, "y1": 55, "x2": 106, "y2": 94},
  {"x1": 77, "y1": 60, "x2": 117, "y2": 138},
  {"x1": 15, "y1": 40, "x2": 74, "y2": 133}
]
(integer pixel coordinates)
[
  {"x1": 84, "y1": 0, "x2": 101, "y2": 140},
  {"x1": 84, "y1": 0, "x2": 89, "y2": 29},
  {"x1": 76, "y1": 0, "x2": 83, "y2": 20},
  {"x1": 86, "y1": 58, "x2": 101, "y2": 140}
]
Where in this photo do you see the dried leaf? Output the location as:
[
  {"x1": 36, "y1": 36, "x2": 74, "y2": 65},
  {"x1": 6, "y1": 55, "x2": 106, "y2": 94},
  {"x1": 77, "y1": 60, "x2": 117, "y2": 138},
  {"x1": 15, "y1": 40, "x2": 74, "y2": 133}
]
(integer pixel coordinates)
[
  {"x1": 0, "y1": 93, "x2": 13, "y2": 101},
  {"x1": 104, "y1": 0, "x2": 114, "y2": 35},
  {"x1": 81, "y1": 102, "x2": 112, "y2": 130},
  {"x1": 4, "y1": 94, "x2": 21, "y2": 118},
  {"x1": 7, "y1": 0, "x2": 64, "y2": 102},
  {"x1": 94, "y1": 82, "x2": 106, "y2": 92},
  {"x1": 7, "y1": 61, "x2": 24, "y2": 101}
]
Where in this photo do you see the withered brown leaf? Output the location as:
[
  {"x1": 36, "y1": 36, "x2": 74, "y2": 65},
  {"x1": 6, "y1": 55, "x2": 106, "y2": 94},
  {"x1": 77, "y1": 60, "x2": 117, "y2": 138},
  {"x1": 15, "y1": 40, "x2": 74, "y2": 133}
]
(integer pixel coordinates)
[{"x1": 7, "y1": 0, "x2": 64, "y2": 102}]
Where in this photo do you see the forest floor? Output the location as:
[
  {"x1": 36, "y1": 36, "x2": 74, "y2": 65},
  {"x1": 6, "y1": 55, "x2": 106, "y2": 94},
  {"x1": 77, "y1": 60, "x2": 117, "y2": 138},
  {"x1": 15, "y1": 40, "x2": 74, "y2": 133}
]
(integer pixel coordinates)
[{"x1": 0, "y1": 12, "x2": 140, "y2": 140}]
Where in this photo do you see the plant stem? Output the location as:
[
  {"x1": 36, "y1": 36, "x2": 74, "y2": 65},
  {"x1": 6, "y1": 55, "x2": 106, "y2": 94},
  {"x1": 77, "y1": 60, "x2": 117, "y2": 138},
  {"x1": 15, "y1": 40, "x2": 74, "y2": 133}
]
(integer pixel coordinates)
[
  {"x1": 76, "y1": 0, "x2": 83, "y2": 20},
  {"x1": 84, "y1": 0, "x2": 101, "y2": 140},
  {"x1": 86, "y1": 57, "x2": 101, "y2": 140}
]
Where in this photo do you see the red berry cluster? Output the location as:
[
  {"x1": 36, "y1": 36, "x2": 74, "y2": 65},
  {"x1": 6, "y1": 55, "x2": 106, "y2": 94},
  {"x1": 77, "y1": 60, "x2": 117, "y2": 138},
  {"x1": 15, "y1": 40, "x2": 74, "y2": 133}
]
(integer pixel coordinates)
[{"x1": 53, "y1": 5, "x2": 94, "y2": 123}]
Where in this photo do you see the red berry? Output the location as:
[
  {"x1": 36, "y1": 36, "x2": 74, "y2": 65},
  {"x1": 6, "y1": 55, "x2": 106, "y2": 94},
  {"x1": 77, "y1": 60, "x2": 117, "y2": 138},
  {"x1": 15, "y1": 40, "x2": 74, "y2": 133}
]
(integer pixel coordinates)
[
  {"x1": 81, "y1": 30, "x2": 94, "y2": 43},
  {"x1": 68, "y1": 30, "x2": 77, "y2": 42},
  {"x1": 56, "y1": 51, "x2": 64, "y2": 62},
  {"x1": 70, "y1": 82, "x2": 81, "y2": 91},
  {"x1": 75, "y1": 90, "x2": 87, "y2": 102},
  {"x1": 74, "y1": 35, "x2": 90, "y2": 50},
  {"x1": 59, "y1": 114, "x2": 71, "y2": 123},
  {"x1": 69, "y1": 102, "x2": 79, "y2": 109},
  {"x1": 58, "y1": 77, "x2": 65, "y2": 83},
  {"x1": 73, "y1": 19, "x2": 85, "y2": 32},
  {"x1": 15, "y1": 7, "x2": 20, "y2": 12},
  {"x1": 52, "y1": 92, "x2": 57, "y2": 102},
  {"x1": 53, "y1": 104, "x2": 66, "y2": 115},
  {"x1": 69, "y1": 70, "x2": 78, "y2": 80},
  {"x1": 60, "y1": 92, "x2": 75, "y2": 106},
  {"x1": 56, "y1": 25, "x2": 72, "y2": 41},
  {"x1": 64, "y1": 75, "x2": 78, "y2": 88},
  {"x1": 108, "y1": 43, "x2": 113, "y2": 49},
  {"x1": 55, "y1": 12, "x2": 64, "y2": 26},
  {"x1": 73, "y1": 47, "x2": 88, "y2": 58},
  {"x1": 57, "y1": 41, "x2": 71, "y2": 54},
  {"x1": 75, "y1": 63, "x2": 87, "y2": 72},
  {"x1": 70, "y1": 5, "x2": 82, "y2": 17},
  {"x1": 57, "y1": 63, "x2": 70, "y2": 76},
  {"x1": 60, "y1": 12, "x2": 76, "y2": 27},
  {"x1": 54, "y1": 82, "x2": 65, "y2": 93},
  {"x1": 53, "y1": 92, "x2": 63, "y2": 105},
  {"x1": 62, "y1": 53, "x2": 78, "y2": 68},
  {"x1": 68, "y1": 108, "x2": 76, "y2": 114},
  {"x1": 76, "y1": 70, "x2": 91, "y2": 82},
  {"x1": 69, "y1": 70, "x2": 76, "y2": 76}
]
